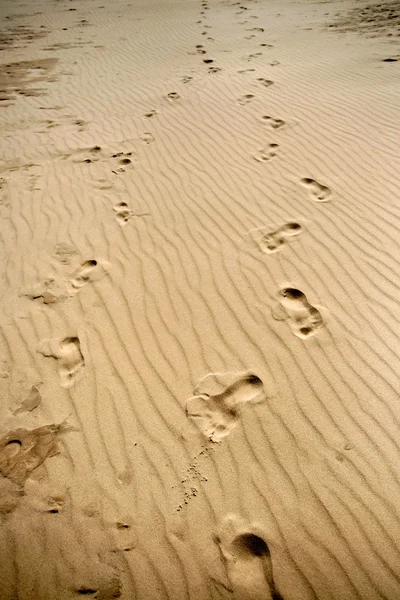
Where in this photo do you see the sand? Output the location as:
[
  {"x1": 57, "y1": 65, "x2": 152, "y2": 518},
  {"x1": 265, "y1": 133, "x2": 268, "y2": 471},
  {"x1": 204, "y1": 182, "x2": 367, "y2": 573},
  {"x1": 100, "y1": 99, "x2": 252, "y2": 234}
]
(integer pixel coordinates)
[{"x1": 0, "y1": 0, "x2": 400, "y2": 597}]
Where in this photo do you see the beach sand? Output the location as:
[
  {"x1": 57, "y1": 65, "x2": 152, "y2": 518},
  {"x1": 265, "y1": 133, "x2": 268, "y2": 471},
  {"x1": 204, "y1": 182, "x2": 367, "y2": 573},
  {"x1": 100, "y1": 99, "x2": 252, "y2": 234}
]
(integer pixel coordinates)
[{"x1": 1, "y1": 0, "x2": 400, "y2": 597}]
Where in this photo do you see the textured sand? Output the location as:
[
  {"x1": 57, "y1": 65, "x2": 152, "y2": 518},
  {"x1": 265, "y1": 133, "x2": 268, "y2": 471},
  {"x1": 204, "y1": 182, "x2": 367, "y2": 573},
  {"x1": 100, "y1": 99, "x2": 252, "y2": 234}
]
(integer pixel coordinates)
[{"x1": 1, "y1": 0, "x2": 400, "y2": 598}]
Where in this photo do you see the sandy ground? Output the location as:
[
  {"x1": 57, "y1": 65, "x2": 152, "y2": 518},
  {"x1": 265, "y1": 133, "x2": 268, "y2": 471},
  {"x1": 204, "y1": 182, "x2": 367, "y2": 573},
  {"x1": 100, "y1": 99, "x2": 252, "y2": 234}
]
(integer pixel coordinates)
[{"x1": 1, "y1": 0, "x2": 400, "y2": 598}]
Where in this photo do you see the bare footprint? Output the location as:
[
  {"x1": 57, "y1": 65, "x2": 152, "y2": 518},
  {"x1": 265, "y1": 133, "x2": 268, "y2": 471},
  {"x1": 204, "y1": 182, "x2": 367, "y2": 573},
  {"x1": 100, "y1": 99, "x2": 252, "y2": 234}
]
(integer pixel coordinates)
[
  {"x1": 54, "y1": 242, "x2": 78, "y2": 265},
  {"x1": 166, "y1": 92, "x2": 180, "y2": 101},
  {"x1": 261, "y1": 115, "x2": 285, "y2": 129},
  {"x1": 272, "y1": 288, "x2": 323, "y2": 339},
  {"x1": 37, "y1": 336, "x2": 85, "y2": 388},
  {"x1": 0, "y1": 424, "x2": 66, "y2": 485},
  {"x1": 300, "y1": 178, "x2": 332, "y2": 202},
  {"x1": 68, "y1": 259, "x2": 98, "y2": 290},
  {"x1": 113, "y1": 201, "x2": 149, "y2": 225},
  {"x1": 237, "y1": 94, "x2": 255, "y2": 105},
  {"x1": 111, "y1": 153, "x2": 133, "y2": 174},
  {"x1": 25, "y1": 277, "x2": 69, "y2": 304},
  {"x1": 247, "y1": 52, "x2": 262, "y2": 60},
  {"x1": 140, "y1": 132, "x2": 155, "y2": 145},
  {"x1": 14, "y1": 384, "x2": 42, "y2": 414},
  {"x1": 186, "y1": 371, "x2": 265, "y2": 441},
  {"x1": 249, "y1": 222, "x2": 302, "y2": 253},
  {"x1": 26, "y1": 258, "x2": 107, "y2": 304},
  {"x1": 215, "y1": 514, "x2": 283, "y2": 600},
  {"x1": 143, "y1": 109, "x2": 157, "y2": 118},
  {"x1": 253, "y1": 143, "x2": 279, "y2": 162},
  {"x1": 257, "y1": 78, "x2": 274, "y2": 87}
]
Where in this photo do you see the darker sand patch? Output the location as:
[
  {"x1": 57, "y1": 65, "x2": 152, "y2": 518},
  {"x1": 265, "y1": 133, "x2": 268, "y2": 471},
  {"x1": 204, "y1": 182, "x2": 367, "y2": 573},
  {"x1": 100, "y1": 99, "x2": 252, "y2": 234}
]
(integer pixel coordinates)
[{"x1": 0, "y1": 58, "x2": 59, "y2": 106}]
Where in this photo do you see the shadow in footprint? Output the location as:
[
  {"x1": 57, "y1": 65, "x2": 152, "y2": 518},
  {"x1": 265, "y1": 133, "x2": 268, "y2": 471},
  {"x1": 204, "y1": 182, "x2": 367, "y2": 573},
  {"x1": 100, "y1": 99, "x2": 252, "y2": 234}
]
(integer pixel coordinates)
[
  {"x1": 272, "y1": 288, "x2": 323, "y2": 339},
  {"x1": 215, "y1": 514, "x2": 283, "y2": 600},
  {"x1": 186, "y1": 371, "x2": 265, "y2": 441},
  {"x1": 249, "y1": 222, "x2": 302, "y2": 253},
  {"x1": 37, "y1": 336, "x2": 85, "y2": 388},
  {"x1": 300, "y1": 178, "x2": 331, "y2": 202}
]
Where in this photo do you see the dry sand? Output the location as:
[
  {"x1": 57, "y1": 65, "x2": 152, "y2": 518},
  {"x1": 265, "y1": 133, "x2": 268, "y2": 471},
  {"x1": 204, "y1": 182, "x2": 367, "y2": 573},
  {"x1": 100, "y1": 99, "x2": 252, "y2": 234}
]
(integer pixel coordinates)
[{"x1": 1, "y1": 0, "x2": 400, "y2": 597}]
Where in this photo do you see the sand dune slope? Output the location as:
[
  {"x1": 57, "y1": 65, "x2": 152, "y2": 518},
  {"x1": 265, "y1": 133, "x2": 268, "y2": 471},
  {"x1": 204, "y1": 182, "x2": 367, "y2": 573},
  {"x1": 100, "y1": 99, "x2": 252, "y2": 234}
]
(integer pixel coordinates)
[{"x1": 1, "y1": 0, "x2": 400, "y2": 598}]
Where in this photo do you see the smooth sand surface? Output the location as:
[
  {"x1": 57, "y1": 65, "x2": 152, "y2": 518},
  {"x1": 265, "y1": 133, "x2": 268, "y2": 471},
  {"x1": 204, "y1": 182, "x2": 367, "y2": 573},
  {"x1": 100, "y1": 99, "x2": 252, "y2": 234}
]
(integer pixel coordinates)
[{"x1": 1, "y1": 0, "x2": 400, "y2": 598}]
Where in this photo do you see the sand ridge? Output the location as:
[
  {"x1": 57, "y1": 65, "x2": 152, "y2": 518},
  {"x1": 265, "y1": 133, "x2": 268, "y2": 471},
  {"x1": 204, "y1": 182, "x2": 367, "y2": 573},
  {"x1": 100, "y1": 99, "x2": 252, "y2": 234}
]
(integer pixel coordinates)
[{"x1": 1, "y1": 0, "x2": 400, "y2": 598}]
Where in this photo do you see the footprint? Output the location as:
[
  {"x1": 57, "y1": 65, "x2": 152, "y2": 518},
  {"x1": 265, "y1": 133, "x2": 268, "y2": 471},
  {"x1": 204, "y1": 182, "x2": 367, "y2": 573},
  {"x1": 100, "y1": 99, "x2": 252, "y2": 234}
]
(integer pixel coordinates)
[
  {"x1": 14, "y1": 384, "x2": 42, "y2": 414},
  {"x1": 0, "y1": 423, "x2": 66, "y2": 486},
  {"x1": 261, "y1": 115, "x2": 285, "y2": 129},
  {"x1": 272, "y1": 288, "x2": 323, "y2": 339},
  {"x1": 249, "y1": 222, "x2": 302, "y2": 253},
  {"x1": 186, "y1": 371, "x2": 265, "y2": 441},
  {"x1": 257, "y1": 78, "x2": 274, "y2": 87},
  {"x1": 215, "y1": 514, "x2": 283, "y2": 600},
  {"x1": 113, "y1": 201, "x2": 149, "y2": 225},
  {"x1": 111, "y1": 153, "x2": 133, "y2": 174},
  {"x1": 37, "y1": 337, "x2": 85, "y2": 388},
  {"x1": 208, "y1": 66, "x2": 222, "y2": 73},
  {"x1": 113, "y1": 202, "x2": 135, "y2": 225},
  {"x1": 94, "y1": 178, "x2": 113, "y2": 191},
  {"x1": 54, "y1": 242, "x2": 78, "y2": 265},
  {"x1": 300, "y1": 178, "x2": 332, "y2": 202},
  {"x1": 69, "y1": 145, "x2": 103, "y2": 164},
  {"x1": 166, "y1": 92, "x2": 180, "y2": 101},
  {"x1": 182, "y1": 76, "x2": 193, "y2": 83},
  {"x1": 26, "y1": 277, "x2": 69, "y2": 304},
  {"x1": 143, "y1": 109, "x2": 156, "y2": 118},
  {"x1": 68, "y1": 260, "x2": 98, "y2": 290},
  {"x1": 140, "y1": 132, "x2": 155, "y2": 145},
  {"x1": 26, "y1": 258, "x2": 107, "y2": 304},
  {"x1": 238, "y1": 68, "x2": 256, "y2": 73},
  {"x1": 237, "y1": 94, "x2": 255, "y2": 105},
  {"x1": 253, "y1": 143, "x2": 279, "y2": 162}
]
